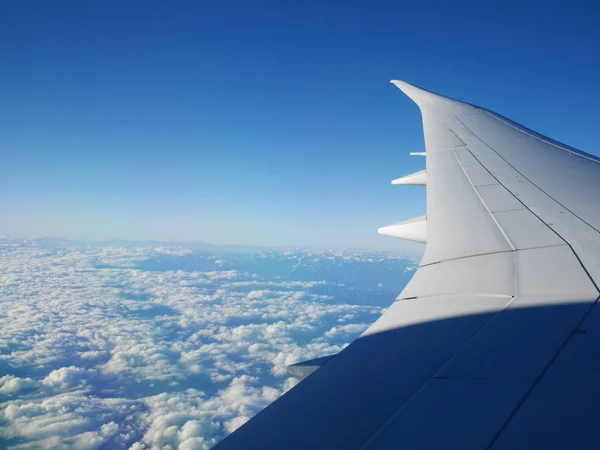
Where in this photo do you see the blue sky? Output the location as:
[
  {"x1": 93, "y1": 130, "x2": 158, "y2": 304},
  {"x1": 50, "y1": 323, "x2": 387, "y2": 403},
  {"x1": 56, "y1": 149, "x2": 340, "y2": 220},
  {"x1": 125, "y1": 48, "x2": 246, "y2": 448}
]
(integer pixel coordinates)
[{"x1": 1, "y1": 0, "x2": 599, "y2": 251}]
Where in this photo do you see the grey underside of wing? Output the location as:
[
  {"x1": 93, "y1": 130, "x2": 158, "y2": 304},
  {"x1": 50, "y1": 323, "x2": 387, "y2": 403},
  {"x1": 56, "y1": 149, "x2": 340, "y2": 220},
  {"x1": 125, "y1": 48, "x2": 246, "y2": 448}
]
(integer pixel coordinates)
[{"x1": 215, "y1": 82, "x2": 600, "y2": 450}]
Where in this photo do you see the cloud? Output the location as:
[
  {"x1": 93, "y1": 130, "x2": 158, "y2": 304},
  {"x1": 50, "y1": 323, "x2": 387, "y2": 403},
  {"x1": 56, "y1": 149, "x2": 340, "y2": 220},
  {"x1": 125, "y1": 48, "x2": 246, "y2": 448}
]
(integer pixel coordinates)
[
  {"x1": 1, "y1": 390, "x2": 142, "y2": 449},
  {"x1": 224, "y1": 280, "x2": 327, "y2": 289},
  {"x1": 42, "y1": 367, "x2": 92, "y2": 390},
  {"x1": 225, "y1": 416, "x2": 249, "y2": 434},
  {"x1": 0, "y1": 241, "x2": 411, "y2": 448},
  {"x1": 323, "y1": 323, "x2": 370, "y2": 339},
  {"x1": 0, "y1": 376, "x2": 36, "y2": 395}
]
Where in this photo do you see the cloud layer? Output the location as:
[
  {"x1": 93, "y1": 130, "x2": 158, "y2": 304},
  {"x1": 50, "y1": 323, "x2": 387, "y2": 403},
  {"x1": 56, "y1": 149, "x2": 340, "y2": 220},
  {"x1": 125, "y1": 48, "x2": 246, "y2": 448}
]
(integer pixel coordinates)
[{"x1": 0, "y1": 239, "x2": 416, "y2": 449}]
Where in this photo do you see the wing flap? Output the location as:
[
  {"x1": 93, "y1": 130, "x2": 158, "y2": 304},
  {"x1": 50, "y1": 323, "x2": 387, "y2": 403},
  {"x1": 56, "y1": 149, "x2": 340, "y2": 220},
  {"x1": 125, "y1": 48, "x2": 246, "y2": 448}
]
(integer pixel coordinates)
[
  {"x1": 399, "y1": 252, "x2": 514, "y2": 300},
  {"x1": 438, "y1": 245, "x2": 598, "y2": 380},
  {"x1": 362, "y1": 378, "x2": 530, "y2": 450}
]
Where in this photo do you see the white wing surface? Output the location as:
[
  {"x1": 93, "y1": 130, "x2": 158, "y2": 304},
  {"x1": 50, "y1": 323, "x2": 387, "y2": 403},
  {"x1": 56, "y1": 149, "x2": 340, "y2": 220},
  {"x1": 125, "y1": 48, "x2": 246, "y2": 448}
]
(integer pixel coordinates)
[{"x1": 215, "y1": 81, "x2": 600, "y2": 450}]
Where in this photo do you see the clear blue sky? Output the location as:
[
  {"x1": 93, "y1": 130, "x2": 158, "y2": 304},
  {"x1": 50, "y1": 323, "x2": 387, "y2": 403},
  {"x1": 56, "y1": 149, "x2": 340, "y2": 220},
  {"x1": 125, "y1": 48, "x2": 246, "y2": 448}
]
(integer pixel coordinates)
[{"x1": 1, "y1": 0, "x2": 599, "y2": 251}]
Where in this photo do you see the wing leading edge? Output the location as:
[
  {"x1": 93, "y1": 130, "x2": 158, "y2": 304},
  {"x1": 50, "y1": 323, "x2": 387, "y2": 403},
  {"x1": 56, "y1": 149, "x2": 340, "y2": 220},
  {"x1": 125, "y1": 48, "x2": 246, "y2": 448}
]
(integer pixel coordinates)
[{"x1": 215, "y1": 81, "x2": 600, "y2": 450}]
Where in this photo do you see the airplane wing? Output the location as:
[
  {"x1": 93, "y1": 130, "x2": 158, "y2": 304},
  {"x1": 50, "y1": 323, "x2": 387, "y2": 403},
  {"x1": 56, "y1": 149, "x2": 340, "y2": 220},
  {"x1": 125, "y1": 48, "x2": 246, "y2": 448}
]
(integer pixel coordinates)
[{"x1": 215, "y1": 81, "x2": 600, "y2": 450}]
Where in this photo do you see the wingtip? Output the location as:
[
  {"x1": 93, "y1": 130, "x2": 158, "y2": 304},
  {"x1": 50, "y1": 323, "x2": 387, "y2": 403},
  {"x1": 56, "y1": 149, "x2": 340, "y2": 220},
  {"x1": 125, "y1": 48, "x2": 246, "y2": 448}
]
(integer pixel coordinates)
[
  {"x1": 390, "y1": 79, "x2": 409, "y2": 88},
  {"x1": 390, "y1": 80, "x2": 415, "y2": 94},
  {"x1": 390, "y1": 79, "x2": 476, "y2": 115},
  {"x1": 390, "y1": 80, "x2": 434, "y2": 109},
  {"x1": 390, "y1": 79, "x2": 422, "y2": 90}
]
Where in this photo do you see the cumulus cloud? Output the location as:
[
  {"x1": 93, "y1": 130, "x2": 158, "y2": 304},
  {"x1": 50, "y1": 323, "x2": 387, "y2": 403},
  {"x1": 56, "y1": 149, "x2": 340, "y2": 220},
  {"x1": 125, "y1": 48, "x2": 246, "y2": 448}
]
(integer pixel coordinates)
[
  {"x1": 1, "y1": 390, "x2": 142, "y2": 449},
  {"x1": 0, "y1": 240, "x2": 413, "y2": 448},
  {"x1": 42, "y1": 367, "x2": 92, "y2": 389},
  {"x1": 0, "y1": 376, "x2": 36, "y2": 395},
  {"x1": 323, "y1": 323, "x2": 370, "y2": 339}
]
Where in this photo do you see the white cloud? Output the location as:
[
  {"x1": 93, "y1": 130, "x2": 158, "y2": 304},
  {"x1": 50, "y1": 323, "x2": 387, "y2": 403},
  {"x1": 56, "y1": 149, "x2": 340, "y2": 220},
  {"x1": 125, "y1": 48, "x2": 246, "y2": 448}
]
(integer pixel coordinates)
[
  {"x1": 224, "y1": 280, "x2": 327, "y2": 289},
  {"x1": 323, "y1": 323, "x2": 370, "y2": 339},
  {"x1": 42, "y1": 367, "x2": 91, "y2": 390},
  {"x1": 0, "y1": 376, "x2": 36, "y2": 395},
  {"x1": 1, "y1": 390, "x2": 141, "y2": 449},
  {"x1": 225, "y1": 415, "x2": 249, "y2": 434},
  {"x1": 0, "y1": 241, "x2": 407, "y2": 448}
]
